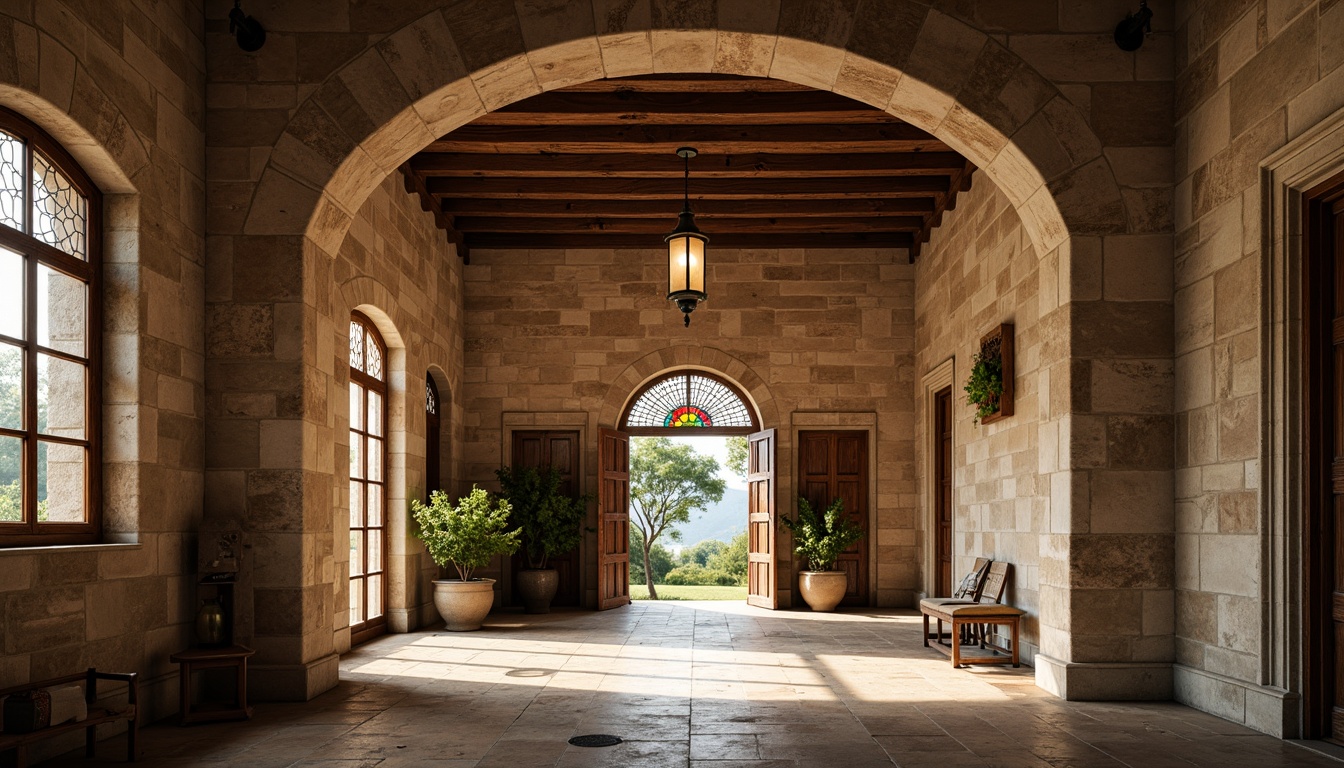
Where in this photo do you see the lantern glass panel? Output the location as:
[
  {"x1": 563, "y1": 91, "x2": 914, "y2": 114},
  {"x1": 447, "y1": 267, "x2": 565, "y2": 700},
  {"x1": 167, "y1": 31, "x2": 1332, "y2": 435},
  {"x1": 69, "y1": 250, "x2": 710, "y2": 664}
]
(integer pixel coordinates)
[{"x1": 667, "y1": 235, "x2": 705, "y2": 295}]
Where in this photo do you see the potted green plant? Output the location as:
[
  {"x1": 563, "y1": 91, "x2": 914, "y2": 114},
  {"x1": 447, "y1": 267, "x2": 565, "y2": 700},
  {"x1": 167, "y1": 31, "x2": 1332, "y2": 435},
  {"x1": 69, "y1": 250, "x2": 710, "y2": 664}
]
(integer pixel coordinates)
[
  {"x1": 495, "y1": 466, "x2": 588, "y2": 613},
  {"x1": 779, "y1": 497, "x2": 865, "y2": 612},
  {"x1": 964, "y1": 350, "x2": 1004, "y2": 423},
  {"x1": 411, "y1": 486, "x2": 521, "y2": 631}
]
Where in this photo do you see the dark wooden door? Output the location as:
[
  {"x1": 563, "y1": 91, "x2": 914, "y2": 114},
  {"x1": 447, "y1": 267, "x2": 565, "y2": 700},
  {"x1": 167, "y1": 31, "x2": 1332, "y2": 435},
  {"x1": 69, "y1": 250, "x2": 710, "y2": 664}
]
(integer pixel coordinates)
[
  {"x1": 1307, "y1": 178, "x2": 1344, "y2": 741},
  {"x1": 747, "y1": 429, "x2": 777, "y2": 609},
  {"x1": 510, "y1": 430, "x2": 580, "y2": 607},
  {"x1": 598, "y1": 428, "x2": 631, "y2": 610},
  {"x1": 935, "y1": 388, "x2": 953, "y2": 597},
  {"x1": 798, "y1": 430, "x2": 869, "y2": 606}
]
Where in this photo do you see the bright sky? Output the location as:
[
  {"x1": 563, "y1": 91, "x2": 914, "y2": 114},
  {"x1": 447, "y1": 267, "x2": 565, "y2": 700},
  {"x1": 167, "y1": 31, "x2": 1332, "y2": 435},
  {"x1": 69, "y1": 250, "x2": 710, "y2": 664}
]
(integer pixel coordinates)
[{"x1": 658, "y1": 434, "x2": 747, "y2": 490}]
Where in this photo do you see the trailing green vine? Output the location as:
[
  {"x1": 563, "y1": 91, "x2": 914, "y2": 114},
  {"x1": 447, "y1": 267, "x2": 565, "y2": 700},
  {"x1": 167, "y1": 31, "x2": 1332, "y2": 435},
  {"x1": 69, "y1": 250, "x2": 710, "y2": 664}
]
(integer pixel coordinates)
[{"x1": 964, "y1": 350, "x2": 1004, "y2": 423}]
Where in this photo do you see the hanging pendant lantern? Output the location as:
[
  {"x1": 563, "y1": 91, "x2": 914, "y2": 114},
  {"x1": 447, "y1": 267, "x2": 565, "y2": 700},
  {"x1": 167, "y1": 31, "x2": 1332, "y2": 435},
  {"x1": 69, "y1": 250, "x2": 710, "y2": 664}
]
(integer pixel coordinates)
[{"x1": 666, "y1": 147, "x2": 708, "y2": 327}]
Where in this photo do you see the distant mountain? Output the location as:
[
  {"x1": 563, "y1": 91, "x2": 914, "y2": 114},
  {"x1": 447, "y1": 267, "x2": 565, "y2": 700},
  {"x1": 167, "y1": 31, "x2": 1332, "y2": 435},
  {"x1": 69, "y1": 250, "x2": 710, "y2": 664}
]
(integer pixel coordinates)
[{"x1": 668, "y1": 487, "x2": 748, "y2": 547}]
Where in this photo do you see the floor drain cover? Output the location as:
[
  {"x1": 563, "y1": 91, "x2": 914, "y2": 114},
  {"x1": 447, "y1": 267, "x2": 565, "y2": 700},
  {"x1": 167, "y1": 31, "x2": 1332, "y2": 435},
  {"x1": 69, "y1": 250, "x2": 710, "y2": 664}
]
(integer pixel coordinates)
[{"x1": 569, "y1": 734, "x2": 623, "y2": 748}]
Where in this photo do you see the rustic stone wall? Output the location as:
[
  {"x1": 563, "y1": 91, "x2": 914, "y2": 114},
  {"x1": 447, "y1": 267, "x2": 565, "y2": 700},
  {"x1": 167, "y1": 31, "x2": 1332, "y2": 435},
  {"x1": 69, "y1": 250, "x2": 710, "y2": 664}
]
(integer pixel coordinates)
[
  {"x1": 914, "y1": 176, "x2": 1048, "y2": 663},
  {"x1": 0, "y1": 0, "x2": 207, "y2": 749},
  {"x1": 326, "y1": 173, "x2": 465, "y2": 652},
  {"x1": 461, "y1": 246, "x2": 917, "y2": 609},
  {"x1": 1173, "y1": 0, "x2": 1344, "y2": 735}
]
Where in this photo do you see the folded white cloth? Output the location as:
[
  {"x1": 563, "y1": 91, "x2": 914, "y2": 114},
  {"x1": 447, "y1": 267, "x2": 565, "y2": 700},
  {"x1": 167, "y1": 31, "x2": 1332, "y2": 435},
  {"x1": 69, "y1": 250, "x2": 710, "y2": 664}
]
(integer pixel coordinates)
[{"x1": 44, "y1": 684, "x2": 86, "y2": 725}]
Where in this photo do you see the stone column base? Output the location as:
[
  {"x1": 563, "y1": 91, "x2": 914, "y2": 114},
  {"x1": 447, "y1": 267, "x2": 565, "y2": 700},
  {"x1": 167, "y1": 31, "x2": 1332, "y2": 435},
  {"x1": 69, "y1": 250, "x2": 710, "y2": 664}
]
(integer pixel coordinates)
[
  {"x1": 249, "y1": 653, "x2": 341, "y2": 701},
  {"x1": 1173, "y1": 664, "x2": 1300, "y2": 737},
  {"x1": 1034, "y1": 655, "x2": 1172, "y2": 700}
]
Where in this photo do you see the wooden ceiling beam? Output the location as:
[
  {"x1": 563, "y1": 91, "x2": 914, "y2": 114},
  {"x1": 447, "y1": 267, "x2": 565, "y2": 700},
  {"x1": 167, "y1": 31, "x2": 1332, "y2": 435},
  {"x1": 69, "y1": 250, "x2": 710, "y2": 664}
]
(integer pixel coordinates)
[
  {"x1": 399, "y1": 164, "x2": 469, "y2": 262},
  {"x1": 453, "y1": 216, "x2": 925, "y2": 234},
  {"x1": 464, "y1": 232, "x2": 914, "y2": 250},
  {"x1": 425, "y1": 176, "x2": 950, "y2": 199},
  {"x1": 408, "y1": 151, "x2": 967, "y2": 178},
  {"x1": 557, "y1": 75, "x2": 813, "y2": 93},
  {"x1": 436, "y1": 197, "x2": 939, "y2": 218},
  {"x1": 474, "y1": 91, "x2": 903, "y2": 125},
  {"x1": 424, "y1": 124, "x2": 948, "y2": 154}
]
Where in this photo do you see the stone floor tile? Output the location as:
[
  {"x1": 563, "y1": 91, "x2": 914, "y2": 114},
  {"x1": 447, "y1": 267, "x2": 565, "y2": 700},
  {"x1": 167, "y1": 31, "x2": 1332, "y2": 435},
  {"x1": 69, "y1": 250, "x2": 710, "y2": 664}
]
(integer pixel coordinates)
[{"x1": 41, "y1": 602, "x2": 1336, "y2": 768}]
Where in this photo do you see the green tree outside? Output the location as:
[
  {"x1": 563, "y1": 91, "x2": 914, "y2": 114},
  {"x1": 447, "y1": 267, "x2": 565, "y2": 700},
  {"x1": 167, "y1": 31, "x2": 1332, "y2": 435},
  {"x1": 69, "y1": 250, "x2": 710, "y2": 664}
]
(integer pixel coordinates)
[{"x1": 629, "y1": 437, "x2": 726, "y2": 600}]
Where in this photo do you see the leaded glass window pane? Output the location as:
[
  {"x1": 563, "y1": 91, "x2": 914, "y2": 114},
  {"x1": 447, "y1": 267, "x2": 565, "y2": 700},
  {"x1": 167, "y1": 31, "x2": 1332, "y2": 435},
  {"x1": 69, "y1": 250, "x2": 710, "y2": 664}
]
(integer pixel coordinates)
[
  {"x1": 624, "y1": 373, "x2": 754, "y2": 429},
  {"x1": 0, "y1": 131, "x2": 23, "y2": 233},
  {"x1": 31, "y1": 152, "x2": 87, "y2": 260},
  {"x1": 349, "y1": 321, "x2": 364, "y2": 371},
  {"x1": 365, "y1": 335, "x2": 383, "y2": 381}
]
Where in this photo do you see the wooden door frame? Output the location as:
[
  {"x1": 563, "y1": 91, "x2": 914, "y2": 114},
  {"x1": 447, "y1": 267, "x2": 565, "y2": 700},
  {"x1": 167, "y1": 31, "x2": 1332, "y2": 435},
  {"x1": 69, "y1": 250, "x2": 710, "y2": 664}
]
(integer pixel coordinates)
[
  {"x1": 1259, "y1": 108, "x2": 1344, "y2": 739},
  {"x1": 502, "y1": 412, "x2": 589, "y2": 605},
  {"x1": 920, "y1": 359, "x2": 956, "y2": 600},
  {"x1": 1303, "y1": 171, "x2": 1344, "y2": 740},
  {"x1": 790, "y1": 413, "x2": 879, "y2": 606}
]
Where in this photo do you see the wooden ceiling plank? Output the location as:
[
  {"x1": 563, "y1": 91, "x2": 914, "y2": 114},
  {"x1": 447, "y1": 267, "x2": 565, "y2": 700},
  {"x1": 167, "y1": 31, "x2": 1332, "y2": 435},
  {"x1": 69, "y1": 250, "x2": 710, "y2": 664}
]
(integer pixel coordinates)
[
  {"x1": 425, "y1": 175, "x2": 951, "y2": 199},
  {"x1": 409, "y1": 151, "x2": 967, "y2": 178},
  {"x1": 453, "y1": 216, "x2": 925, "y2": 234},
  {"x1": 436, "y1": 198, "x2": 939, "y2": 217},
  {"x1": 424, "y1": 124, "x2": 948, "y2": 154},
  {"x1": 464, "y1": 232, "x2": 914, "y2": 249}
]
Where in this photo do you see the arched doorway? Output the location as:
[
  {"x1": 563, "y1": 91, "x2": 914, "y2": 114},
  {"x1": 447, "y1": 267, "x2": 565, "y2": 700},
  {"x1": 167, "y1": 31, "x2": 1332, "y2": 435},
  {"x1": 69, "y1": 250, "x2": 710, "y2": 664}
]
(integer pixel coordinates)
[{"x1": 609, "y1": 370, "x2": 777, "y2": 609}]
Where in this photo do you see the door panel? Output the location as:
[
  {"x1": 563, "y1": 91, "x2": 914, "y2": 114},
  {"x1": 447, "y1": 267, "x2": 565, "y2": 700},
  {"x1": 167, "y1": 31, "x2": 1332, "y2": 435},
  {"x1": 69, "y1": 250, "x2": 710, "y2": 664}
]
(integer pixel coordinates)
[
  {"x1": 797, "y1": 430, "x2": 870, "y2": 606},
  {"x1": 1307, "y1": 181, "x2": 1344, "y2": 741},
  {"x1": 935, "y1": 388, "x2": 953, "y2": 597},
  {"x1": 510, "y1": 430, "x2": 581, "y2": 607},
  {"x1": 598, "y1": 428, "x2": 631, "y2": 610},
  {"x1": 747, "y1": 429, "x2": 777, "y2": 609}
]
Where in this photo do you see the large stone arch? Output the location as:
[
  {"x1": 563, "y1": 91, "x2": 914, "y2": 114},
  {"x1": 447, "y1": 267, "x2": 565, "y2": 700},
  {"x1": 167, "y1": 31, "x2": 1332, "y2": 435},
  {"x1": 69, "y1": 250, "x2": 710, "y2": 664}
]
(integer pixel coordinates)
[{"x1": 213, "y1": 2, "x2": 1164, "y2": 703}]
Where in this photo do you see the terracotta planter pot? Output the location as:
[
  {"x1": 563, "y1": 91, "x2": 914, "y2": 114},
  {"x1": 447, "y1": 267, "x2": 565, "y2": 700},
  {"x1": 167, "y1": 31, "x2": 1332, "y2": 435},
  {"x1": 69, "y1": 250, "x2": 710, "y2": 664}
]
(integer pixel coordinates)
[
  {"x1": 516, "y1": 569, "x2": 559, "y2": 614},
  {"x1": 433, "y1": 578, "x2": 496, "y2": 631},
  {"x1": 798, "y1": 571, "x2": 848, "y2": 612}
]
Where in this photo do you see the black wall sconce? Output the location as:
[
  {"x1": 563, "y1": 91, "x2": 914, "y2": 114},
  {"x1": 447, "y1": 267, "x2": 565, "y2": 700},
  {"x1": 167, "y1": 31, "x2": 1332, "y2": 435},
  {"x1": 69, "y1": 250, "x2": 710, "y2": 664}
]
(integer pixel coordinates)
[
  {"x1": 1114, "y1": 1, "x2": 1153, "y2": 51},
  {"x1": 229, "y1": 1, "x2": 266, "y2": 52}
]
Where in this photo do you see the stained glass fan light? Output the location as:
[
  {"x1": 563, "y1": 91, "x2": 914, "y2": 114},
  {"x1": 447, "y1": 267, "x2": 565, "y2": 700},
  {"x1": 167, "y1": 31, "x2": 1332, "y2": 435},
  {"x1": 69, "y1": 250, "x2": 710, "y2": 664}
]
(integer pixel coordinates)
[{"x1": 624, "y1": 374, "x2": 754, "y2": 430}]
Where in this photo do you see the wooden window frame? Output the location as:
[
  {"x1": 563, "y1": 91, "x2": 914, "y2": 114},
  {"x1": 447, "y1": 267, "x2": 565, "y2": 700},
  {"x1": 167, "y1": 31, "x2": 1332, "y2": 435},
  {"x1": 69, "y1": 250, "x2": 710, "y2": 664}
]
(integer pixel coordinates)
[
  {"x1": 619, "y1": 370, "x2": 759, "y2": 436},
  {"x1": 0, "y1": 107, "x2": 102, "y2": 547},
  {"x1": 349, "y1": 312, "x2": 388, "y2": 646}
]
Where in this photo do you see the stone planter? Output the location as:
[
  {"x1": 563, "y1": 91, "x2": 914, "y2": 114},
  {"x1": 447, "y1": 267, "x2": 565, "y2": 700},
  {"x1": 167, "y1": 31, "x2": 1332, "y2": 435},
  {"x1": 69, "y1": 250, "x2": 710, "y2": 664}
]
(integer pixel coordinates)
[
  {"x1": 433, "y1": 578, "x2": 496, "y2": 631},
  {"x1": 516, "y1": 569, "x2": 559, "y2": 614},
  {"x1": 798, "y1": 571, "x2": 848, "y2": 612}
]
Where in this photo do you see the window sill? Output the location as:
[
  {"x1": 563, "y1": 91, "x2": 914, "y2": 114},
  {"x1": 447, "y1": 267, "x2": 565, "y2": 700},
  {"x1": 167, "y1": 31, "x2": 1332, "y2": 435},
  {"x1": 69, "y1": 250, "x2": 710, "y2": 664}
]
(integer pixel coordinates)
[{"x1": 0, "y1": 541, "x2": 141, "y2": 556}]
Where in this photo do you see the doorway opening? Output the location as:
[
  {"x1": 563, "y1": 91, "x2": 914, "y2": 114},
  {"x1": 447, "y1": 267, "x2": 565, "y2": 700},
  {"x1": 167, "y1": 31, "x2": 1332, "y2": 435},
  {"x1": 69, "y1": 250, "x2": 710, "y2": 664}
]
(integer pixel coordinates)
[{"x1": 607, "y1": 370, "x2": 775, "y2": 608}]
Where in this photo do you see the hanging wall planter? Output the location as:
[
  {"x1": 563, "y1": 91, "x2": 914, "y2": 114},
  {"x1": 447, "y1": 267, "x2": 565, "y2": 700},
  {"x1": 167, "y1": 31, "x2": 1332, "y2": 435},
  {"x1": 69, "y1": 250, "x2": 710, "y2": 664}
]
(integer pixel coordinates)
[{"x1": 965, "y1": 323, "x2": 1014, "y2": 425}]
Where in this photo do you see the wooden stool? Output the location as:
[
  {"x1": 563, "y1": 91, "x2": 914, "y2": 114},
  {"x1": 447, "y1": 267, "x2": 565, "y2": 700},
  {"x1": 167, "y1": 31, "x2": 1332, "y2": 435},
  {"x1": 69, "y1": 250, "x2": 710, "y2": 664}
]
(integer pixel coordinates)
[
  {"x1": 921, "y1": 603, "x2": 1024, "y2": 668},
  {"x1": 169, "y1": 646, "x2": 255, "y2": 725}
]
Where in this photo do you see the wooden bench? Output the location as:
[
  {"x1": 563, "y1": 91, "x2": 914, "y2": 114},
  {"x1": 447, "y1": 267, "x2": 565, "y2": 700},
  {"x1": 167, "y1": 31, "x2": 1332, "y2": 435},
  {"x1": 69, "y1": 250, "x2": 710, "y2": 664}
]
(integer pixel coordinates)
[
  {"x1": 0, "y1": 668, "x2": 138, "y2": 767},
  {"x1": 921, "y1": 601, "x2": 1024, "y2": 668}
]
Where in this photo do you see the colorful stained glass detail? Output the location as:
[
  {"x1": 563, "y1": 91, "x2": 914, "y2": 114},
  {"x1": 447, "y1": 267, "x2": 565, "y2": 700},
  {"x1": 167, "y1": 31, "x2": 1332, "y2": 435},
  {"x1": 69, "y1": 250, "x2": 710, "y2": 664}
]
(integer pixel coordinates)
[
  {"x1": 0, "y1": 131, "x2": 22, "y2": 232},
  {"x1": 665, "y1": 405, "x2": 711, "y2": 428},
  {"x1": 31, "y1": 152, "x2": 87, "y2": 259},
  {"x1": 625, "y1": 373, "x2": 754, "y2": 429}
]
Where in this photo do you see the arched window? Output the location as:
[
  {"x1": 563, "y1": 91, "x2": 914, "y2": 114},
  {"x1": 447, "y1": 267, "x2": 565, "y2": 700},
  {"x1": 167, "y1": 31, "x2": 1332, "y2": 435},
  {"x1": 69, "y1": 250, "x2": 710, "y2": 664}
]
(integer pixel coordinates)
[
  {"x1": 621, "y1": 372, "x2": 758, "y2": 435},
  {"x1": 348, "y1": 313, "x2": 387, "y2": 644},
  {"x1": 425, "y1": 375, "x2": 440, "y2": 500},
  {"x1": 0, "y1": 107, "x2": 101, "y2": 546}
]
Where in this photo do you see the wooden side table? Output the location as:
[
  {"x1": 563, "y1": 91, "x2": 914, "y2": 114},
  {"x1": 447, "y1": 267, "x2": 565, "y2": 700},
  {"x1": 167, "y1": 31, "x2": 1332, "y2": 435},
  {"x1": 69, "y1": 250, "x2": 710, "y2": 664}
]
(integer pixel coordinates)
[{"x1": 169, "y1": 645, "x2": 255, "y2": 725}]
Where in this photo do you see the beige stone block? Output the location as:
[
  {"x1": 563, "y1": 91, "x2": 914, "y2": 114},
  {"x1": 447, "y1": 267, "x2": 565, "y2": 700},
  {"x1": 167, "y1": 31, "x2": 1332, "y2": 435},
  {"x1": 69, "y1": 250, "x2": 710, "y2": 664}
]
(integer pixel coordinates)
[
  {"x1": 1174, "y1": 277, "x2": 1214, "y2": 355},
  {"x1": 770, "y1": 37, "x2": 842, "y2": 90},
  {"x1": 831, "y1": 54, "x2": 897, "y2": 111},
  {"x1": 596, "y1": 32, "x2": 654, "y2": 78},
  {"x1": 1217, "y1": 395, "x2": 1257, "y2": 462},
  {"x1": 1175, "y1": 535, "x2": 1200, "y2": 591},
  {"x1": 1229, "y1": 12, "x2": 1316, "y2": 136},
  {"x1": 471, "y1": 53, "x2": 541, "y2": 112},
  {"x1": 1143, "y1": 589, "x2": 1175, "y2": 636},
  {"x1": 713, "y1": 31, "x2": 775, "y2": 78},
  {"x1": 651, "y1": 29, "x2": 716, "y2": 73},
  {"x1": 528, "y1": 37, "x2": 605, "y2": 91},
  {"x1": 1325, "y1": 0, "x2": 1344, "y2": 76},
  {"x1": 413, "y1": 77, "x2": 487, "y2": 138},
  {"x1": 1216, "y1": 8, "x2": 1258, "y2": 84},
  {"x1": 1197, "y1": 534, "x2": 1258, "y2": 598},
  {"x1": 1089, "y1": 471, "x2": 1174, "y2": 534},
  {"x1": 886, "y1": 74, "x2": 954, "y2": 135},
  {"x1": 1103, "y1": 235, "x2": 1173, "y2": 302},
  {"x1": 1187, "y1": 85, "x2": 1230, "y2": 171},
  {"x1": 1286, "y1": 60, "x2": 1344, "y2": 139}
]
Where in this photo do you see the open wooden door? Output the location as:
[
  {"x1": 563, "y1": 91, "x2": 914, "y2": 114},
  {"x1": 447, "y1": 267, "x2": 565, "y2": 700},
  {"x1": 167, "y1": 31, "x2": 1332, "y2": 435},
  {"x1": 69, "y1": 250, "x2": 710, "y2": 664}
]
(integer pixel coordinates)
[
  {"x1": 799, "y1": 430, "x2": 870, "y2": 607},
  {"x1": 747, "y1": 429, "x2": 777, "y2": 609},
  {"x1": 597, "y1": 428, "x2": 631, "y2": 610}
]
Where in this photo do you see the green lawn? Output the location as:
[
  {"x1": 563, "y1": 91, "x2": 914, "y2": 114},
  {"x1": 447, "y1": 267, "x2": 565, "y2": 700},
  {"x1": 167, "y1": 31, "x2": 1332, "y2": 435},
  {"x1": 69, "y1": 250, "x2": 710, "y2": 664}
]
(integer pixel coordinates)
[{"x1": 629, "y1": 584, "x2": 748, "y2": 601}]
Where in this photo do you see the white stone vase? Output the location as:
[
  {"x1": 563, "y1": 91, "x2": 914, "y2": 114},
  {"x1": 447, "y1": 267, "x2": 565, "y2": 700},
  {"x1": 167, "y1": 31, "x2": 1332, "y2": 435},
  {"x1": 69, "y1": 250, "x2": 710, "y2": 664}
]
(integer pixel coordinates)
[
  {"x1": 433, "y1": 578, "x2": 496, "y2": 631},
  {"x1": 516, "y1": 569, "x2": 559, "y2": 614},
  {"x1": 798, "y1": 571, "x2": 849, "y2": 612}
]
